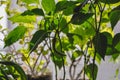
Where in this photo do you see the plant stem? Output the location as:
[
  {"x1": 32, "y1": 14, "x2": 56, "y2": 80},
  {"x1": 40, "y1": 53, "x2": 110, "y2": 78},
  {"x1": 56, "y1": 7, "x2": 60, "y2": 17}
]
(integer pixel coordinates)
[
  {"x1": 69, "y1": 61, "x2": 74, "y2": 80},
  {"x1": 97, "y1": 3, "x2": 106, "y2": 32},
  {"x1": 76, "y1": 55, "x2": 90, "y2": 80},
  {"x1": 45, "y1": 37, "x2": 58, "y2": 80},
  {"x1": 58, "y1": 30, "x2": 66, "y2": 80},
  {"x1": 32, "y1": 49, "x2": 42, "y2": 75}
]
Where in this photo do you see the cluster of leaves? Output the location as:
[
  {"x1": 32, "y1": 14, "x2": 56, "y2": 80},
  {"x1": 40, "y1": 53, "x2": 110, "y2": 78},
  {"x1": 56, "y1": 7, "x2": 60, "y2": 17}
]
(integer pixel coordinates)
[
  {"x1": 2, "y1": 0, "x2": 120, "y2": 80},
  {"x1": 0, "y1": 54, "x2": 27, "y2": 80}
]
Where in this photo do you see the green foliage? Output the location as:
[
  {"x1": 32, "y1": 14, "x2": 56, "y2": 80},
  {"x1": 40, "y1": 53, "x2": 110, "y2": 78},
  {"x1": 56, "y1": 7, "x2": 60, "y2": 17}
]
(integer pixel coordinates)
[
  {"x1": 41, "y1": 0, "x2": 56, "y2": 14},
  {"x1": 93, "y1": 33, "x2": 107, "y2": 60},
  {"x1": 100, "y1": 0, "x2": 120, "y2": 4},
  {"x1": 71, "y1": 12, "x2": 94, "y2": 25},
  {"x1": 71, "y1": 50, "x2": 83, "y2": 60},
  {"x1": 51, "y1": 53, "x2": 66, "y2": 69},
  {"x1": 85, "y1": 63, "x2": 98, "y2": 80},
  {"x1": 0, "y1": 61, "x2": 27, "y2": 80},
  {"x1": 55, "y1": 1, "x2": 77, "y2": 15},
  {"x1": 3, "y1": 0, "x2": 120, "y2": 80},
  {"x1": 21, "y1": 8, "x2": 44, "y2": 16},
  {"x1": 109, "y1": 10, "x2": 120, "y2": 29},
  {"x1": 102, "y1": 32, "x2": 113, "y2": 55},
  {"x1": 29, "y1": 30, "x2": 49, "y2": 53},
  {"x1": 8, "y1": 15, "x2": 36, "y2": 23},
  {"x1": 21, "y1": 0, "x2": 39, "y2": 4},
  {"x1": 112, "y1": 33, "x2": 120, "y2": 52},
  {"x1": 4, "y1": 26, "x2": 27, "y2": 47}
]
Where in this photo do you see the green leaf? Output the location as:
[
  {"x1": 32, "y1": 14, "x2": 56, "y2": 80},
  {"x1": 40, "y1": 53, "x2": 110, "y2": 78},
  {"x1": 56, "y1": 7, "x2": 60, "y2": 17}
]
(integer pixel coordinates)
[
  {"x1": 21, "y1": 8, "x2": 44, "y2": 16},
  {"x1": 100, "y1": 0, "x2": 120, "y2": 4},
  {"x1": 0, "y1": 67, "x2": 9, "y2": 80},
  {"x1": 4, "y1": 26, "x2": 27, "y2": 47},
  {"x1": 112, "y1": 53, "x2": 120, "y2": 61},
  {"x1": 109, "y1": 10, "x2": 120, "y2": 29},
  {"x1": 103, "y1": 32, "x2": 117, "y2": 56},
  {"x1": 29, "y1": 30, "x2": 48, "y2": 53},
  {"x1": 59, "y1": 18, "x2": 68, "y2": 33},
  {"x1": 112, "y1": 33, "x2": 120, "y2": 52},
  {"x1": 101, "y1": 18, "x2": 109, "y2": 23},
  {"x1": 55, "y1": 1, "x2": 77, "y2": 15},
  {"x1": 51, "y1": 53, "x2": 66, "y2": 69},
  {"x1": 93, "y1": 33, "x2": 107, "y2": 60},
  {"x1": 113, "y1": 33, "x2": 120, "y2": 47},
  {"x1": 0, "y1": 61, "x2": 27, "y2": 80},
  {"x1": 71, "y1": 12, "x2": 94, "y2": 25},
  {"x1": 9, "y1": 15, "x2": 36, "y2": 23},
  {"x1": 41, "y1": 0, "x2": 56, "y2": 14},
  {"x1": 85, "y1": 63, "x2": 98, "y2": 80},
  {"x1": 71, "y1": 50, "x2": 83, "y2": 60},
  {"x1": 21, "y1": 0, "x2": 39, "y2": 4},
  {"x1": 103, "y1": 32, "x2": 113, "y2": 45},
  {"x1": 67, "y1": 33, "x2": 74, "y2": 44}
]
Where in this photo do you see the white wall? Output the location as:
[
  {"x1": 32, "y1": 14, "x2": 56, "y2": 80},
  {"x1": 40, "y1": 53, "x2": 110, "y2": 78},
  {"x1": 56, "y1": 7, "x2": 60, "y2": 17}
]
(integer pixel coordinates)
[{"x1": 0, "y1": 4, "x2": 7, "y2": 50}]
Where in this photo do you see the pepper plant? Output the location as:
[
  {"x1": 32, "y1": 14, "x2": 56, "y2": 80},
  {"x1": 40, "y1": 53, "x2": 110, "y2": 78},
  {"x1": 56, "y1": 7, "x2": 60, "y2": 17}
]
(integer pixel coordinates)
[{"x1": 3, "y1": 0, "x2": 120, "y2": 80}]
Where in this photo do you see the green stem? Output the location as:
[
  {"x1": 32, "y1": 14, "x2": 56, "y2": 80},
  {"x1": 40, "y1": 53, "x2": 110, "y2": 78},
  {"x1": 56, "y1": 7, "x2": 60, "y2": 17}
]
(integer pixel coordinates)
[
  {"x1": 97, "y1": 3, "x2": 106, "y2": 32},
  {"x1": 58, "y1": 30, "x2": 66, "y2": 80},
  {"x1": 93, "y1": 50, "x2": 97, "y2": 80},
  {"x1": 32, "y1": 49, "x2": 43, "y2": 75},
  {"x1": 45, "y1": 37, "x2": 58, "y2": 80}
]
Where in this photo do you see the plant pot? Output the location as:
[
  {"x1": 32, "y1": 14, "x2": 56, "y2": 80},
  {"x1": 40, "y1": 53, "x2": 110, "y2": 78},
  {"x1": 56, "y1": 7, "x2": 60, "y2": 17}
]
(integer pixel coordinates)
[{"x1": 27, "y1": 74, "x2": 52, "y2": 80}]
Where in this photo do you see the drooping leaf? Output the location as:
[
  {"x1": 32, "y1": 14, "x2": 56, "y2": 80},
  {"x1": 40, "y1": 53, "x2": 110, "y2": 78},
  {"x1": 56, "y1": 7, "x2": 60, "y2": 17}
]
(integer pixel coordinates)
[
  {"x1": 21, "y1": 8, "x2": 44, "y2": 16},
  {"x1": 21, "y1": 0, "x2": 39, "y2": 4},
  {"x1": 109, "y1": 10, "x2": 120, "y2": 29},
  {"x1": 9, "y1": 15, "x2": 36, "y2": 23},
  {"x1": 100, "y1": 0, "x2": 120, "y2": 4},
  {"x1": 41, "y1": 0, "x2": 56, "y2": 14},
  {"x1": 0, "y1": 61, "x2": 27, "y2": 80},
  {"x1": 93, "y1": 33, "x2": 107, "y2": 60},
  {"x1": 71, "y1": 12, "x2": 94, "y2": 25},
  {"x1": 4, "y1": 26, "x2": 27, "y2": 47},
  {"x1": 85, "y1": 63, "x2": 98, "y2": 80},
  {"x1": 29, "y1": 30, "x2": 48, "y2": 53}
]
